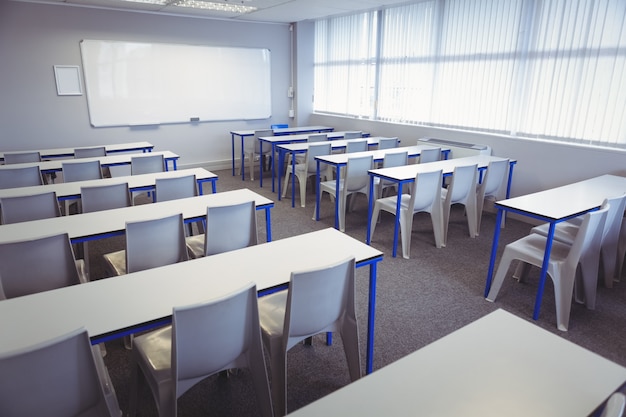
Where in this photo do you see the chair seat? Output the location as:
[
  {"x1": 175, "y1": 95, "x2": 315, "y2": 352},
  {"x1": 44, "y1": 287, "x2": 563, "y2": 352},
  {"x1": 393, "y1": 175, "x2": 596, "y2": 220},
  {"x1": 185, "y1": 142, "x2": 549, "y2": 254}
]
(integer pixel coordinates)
[
  {"x1": 257, "y1": 290, "x2": 288, "y2": 338},
  {"x1": 103, "y1": 250, "x2": 127, "y2": 276},
  {"x1": 185, "y1": 235, "x2": 204, "y2": 259},
  {"x1": 134, "y1": 326, "x2": 173, "y2": 378}
]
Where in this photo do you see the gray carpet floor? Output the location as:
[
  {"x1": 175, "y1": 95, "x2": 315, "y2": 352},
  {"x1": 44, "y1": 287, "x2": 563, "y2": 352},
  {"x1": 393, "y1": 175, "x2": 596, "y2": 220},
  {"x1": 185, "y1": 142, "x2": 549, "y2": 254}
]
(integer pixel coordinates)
[{"x1": 91, "y1": 167, "x2": 626, "y2": 416}]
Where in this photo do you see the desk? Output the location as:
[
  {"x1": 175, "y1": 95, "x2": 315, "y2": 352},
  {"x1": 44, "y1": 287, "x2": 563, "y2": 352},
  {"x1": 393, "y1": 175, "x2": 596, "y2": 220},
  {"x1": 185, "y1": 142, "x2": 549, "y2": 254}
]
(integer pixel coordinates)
[
  {"x1": 230, "y1": 126, "x2": 334, "y2": 179},
  {"x1": 0, "y1": 150, "x2": 180, "y2": 175},
  {"x1": 0, "y1": 141, "x2": 154, "y2": 163},
  {"x1": 0, "y1": 168, "x2": 218, "y2": 203},
  {"x1": 484, "y1": 174, "x2": 626, "y2": 320},
  {"x1": 286, "y1": 309, "x2": 626, "y2": 417},
  {"x1": 366, "y1": 155, "x2": 516, "y2": 258},
  {"x1": 312, "y1": 145, "x2": 454, "y2": 228},
  {"x1": 0, "y1": 228, "x2": 383, "y2": 374},
  {"x1": 0, "y1": 188, "x2": 274, "y2": 244},
  {"x1": 258, "y1": 131, "x2": 371, "y2": 191}
]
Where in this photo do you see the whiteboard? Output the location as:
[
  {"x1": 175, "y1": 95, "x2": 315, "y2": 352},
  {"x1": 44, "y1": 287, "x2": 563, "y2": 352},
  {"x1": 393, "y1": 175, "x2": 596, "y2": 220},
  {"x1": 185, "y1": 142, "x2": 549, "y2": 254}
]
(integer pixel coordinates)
[{"x1": 80, "y1": 40, "x2": 272, "y2": 127}]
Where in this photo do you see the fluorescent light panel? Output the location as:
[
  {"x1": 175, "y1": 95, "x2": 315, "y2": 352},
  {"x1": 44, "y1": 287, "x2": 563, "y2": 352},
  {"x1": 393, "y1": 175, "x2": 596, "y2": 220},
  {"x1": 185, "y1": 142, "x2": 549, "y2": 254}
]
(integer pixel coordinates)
[{"x1": 119, "y1": 0, "x2": 257, "y2": 13}]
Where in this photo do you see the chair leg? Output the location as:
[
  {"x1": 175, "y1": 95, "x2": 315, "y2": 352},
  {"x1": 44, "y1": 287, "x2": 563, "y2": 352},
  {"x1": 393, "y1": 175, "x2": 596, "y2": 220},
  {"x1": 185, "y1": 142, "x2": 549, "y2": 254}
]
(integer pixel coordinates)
[
  {"x1": 247, "y1": 345, "x2": 274, "y2": 417},
  {"x1": 339, "y1": 318, "x2": 362, "y2": 382},
  {"x1": 486, "y1": 250, "x2": 516, "y2": 301}
]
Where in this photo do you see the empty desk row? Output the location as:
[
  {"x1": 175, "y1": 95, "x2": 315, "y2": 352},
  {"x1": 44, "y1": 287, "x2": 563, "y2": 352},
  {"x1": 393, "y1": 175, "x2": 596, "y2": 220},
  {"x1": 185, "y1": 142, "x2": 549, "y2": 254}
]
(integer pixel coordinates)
[{"x1": 0, "y1": 141, "x2": 154, "y2": 163}]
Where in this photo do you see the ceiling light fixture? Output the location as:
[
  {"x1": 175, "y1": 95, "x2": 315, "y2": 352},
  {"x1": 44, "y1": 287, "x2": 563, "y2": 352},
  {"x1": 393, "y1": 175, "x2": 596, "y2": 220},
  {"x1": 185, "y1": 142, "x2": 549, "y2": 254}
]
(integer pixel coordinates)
[{"x1": 119, "y1": 0, "x2": 257, "y2": 13}]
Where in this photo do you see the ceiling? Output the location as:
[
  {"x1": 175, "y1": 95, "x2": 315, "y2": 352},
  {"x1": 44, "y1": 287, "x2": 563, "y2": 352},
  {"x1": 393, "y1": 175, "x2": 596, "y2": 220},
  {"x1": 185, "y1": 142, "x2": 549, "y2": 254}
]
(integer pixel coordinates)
[{"x1": 12, "y1": 0, "x2": 416, "y2": 23}]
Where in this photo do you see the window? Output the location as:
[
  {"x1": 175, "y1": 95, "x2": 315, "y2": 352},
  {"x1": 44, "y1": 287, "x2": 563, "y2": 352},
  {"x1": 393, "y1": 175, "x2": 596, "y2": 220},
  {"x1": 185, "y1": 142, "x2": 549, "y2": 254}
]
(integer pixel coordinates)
[{"x1": 314, "y1": 0, "x2": 626, "y2": 147}]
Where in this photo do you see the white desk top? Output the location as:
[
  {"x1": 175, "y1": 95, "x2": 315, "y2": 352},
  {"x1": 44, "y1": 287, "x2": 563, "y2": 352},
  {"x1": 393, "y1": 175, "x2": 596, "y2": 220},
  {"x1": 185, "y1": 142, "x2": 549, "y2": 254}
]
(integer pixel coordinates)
[
  {"x1": 287, "y1": 309, "x2": 626, "y2": 417},
  {"x1": 0, "y1": 188, "x2": 271, "y2": 244},
  {"x1": 230, "y1": 126, "x2": 335, "y2": 136},
  {"x1": 368, "y1": 154, "x2": 511, "y2": 182},
  {"x1": 314, "y1": 144, "x2": 446, "y2": 165},
  {"x1": 0, "y1": 150, "x2": 179, "y2": 172},
  {"x1": 0, "y1": 141, "x2": 154, "y2": 160},
  {"x1": 0, "y1": 168, "x2": 217, "y2": 200},
  {"x1": 0, "y1": 228, "x2": 382, "y2": 355},
  {"x1": 496, "y1": 174, "x2": 626, "y2": 221},
  {"x1": 259, "y1": 131, "x2": 371, "y2": 143}
]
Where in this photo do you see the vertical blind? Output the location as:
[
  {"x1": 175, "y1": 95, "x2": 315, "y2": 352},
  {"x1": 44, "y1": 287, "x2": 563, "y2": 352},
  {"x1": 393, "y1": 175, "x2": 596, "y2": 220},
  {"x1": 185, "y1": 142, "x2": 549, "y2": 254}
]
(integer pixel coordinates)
[{"x1": 313, "y1": 0, "x2": 626, "y2": 147}]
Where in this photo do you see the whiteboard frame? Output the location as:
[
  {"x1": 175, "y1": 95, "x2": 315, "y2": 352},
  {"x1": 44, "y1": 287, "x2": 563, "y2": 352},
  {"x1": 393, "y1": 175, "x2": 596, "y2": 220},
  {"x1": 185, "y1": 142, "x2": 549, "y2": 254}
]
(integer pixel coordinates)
[{"x1": 53, "y1": 65, "x2": 83, "y2": 96}]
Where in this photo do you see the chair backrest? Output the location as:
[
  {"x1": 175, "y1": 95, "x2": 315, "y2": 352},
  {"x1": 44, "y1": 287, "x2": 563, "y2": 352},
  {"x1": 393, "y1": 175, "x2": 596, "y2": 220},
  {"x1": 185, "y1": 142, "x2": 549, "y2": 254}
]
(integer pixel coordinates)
[
  {"x1": 81, "y1": 182, "x2": 132, "y2": 213},
  {"x1": 307, "y1": 133, "x2": 327, "y2": 143},
  {"x1": 126, "y1": 213, "x2": 189, "y2": 273},
  {"x1": 382, "y1": 150, "x2": 409, "y2": 169},
  {"x1": 0, "y1": 327, "x2": 117, "y2": 417},
  {"x1": 155, "y1": 174, "x2": 198, "y2": 202},
  {"x1": 600, "y1": 392, "x2": 626, "y2": 417},
  {"x1": 74, "y1": 146, "x2": 106, "y2": 158},
  {"x1": 345, "y1": 155, "x2": 373, "y2": 193},
  {"x1": 131, "y1": 154, "x2": 165, "y2": 175},
  {"x1": 343, "y1": 131, "x2": 362, "y2": 139},
  {"x1": 600, "y1": 193, "x2": 626, "y2": 245},
  {"x1": 4, "y1": 151, "x2": 41, "y2": 164},
  {"x1": 0, "y1": 166, "x2": 44, "y2": 189},
  {"x1": 254, "y1": 129, "x2": 274, "y2": 153},
  {"x1": 283, "y1": 257, "x2": 357, "y2": 350},
  {"x1": 0, "y1": 191, "x2": 61, "y2": 224},
  {"x1": 378, "y1": 137, "x2": 399, "y2": 150},
  {"x1": 0, "y1": 233, "x2": 81, "y2": 299},
  {"x1": 345, "y1": 139, "x2": 368, "y2": 153},
  {"x1": 418, "y1": 147, "x2": 442, "y2": 163},
  {"x1": 410, "y1": 169, "x2": 444, "y2": 211},
  {"x1": 204, "y1": 200, "x2": 258, "y2": 256},
  {"x1": 305, "y1": 142, "x2": 332, "y2": 174},
  {"x1": 478, "y1": 159, "x2": 509, "y2": 199},
  {"x1": 62, "y1": 160, "x2": 103, "y2": 183},
  {"x1": 445, "y1": 164, "x2": 478, "y2": 205},
  {"x1": 172, "y1": 282, "x2": 265, "y2": 397},
  {"x1": 566, "y1": 204, "x2": 609, "y2": 273}
]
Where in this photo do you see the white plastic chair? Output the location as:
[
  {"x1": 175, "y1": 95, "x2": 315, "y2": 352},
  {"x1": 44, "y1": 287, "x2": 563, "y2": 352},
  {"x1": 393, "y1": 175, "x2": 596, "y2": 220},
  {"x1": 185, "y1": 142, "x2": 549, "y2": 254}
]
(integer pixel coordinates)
[
  {"x1": 80, "y1": 182, "x2": 132, "y2": 276},
  {"x1": 0, "y1": 165, "x2": 44, "y2": 189},
  {"x1": 75, "y1": 146, "x2": 106, "y2": 158},
  {"x1": 292, "y1": 133, "x2": 328, "y2": 165},
  {"x1": 618, "y1": 218, "x2": 626, "y2": 281},
  {"x1": 476, "y1": 158, "x2": 509, "y2": 235},
  {"x1": 486, "y1": 205, "x2": 609, "y2": 331},
  {"x1": 345, "y1": 139, "x2": 368, "y2": 153},
  {"x1": 103, "y1": 213, "x2": 189, "y2": 277},
  {"x1": 377, "y1": 137, "x2": 399, "y2": 150},
  {"x1": 441, "y1": 164, "x2": 478, "y2": 246},
  {"x1": 128, "y1": 283, "x2": 273, "y2": 417},
  {"x1": 600, "y1": 392, "x2": 626, "y2": 417},
  {"x1": 155, "y1": 174, "x2": 198, "y2": 202},
  {"x1": 62, "y1": 160, "x2": 104, "y2": 215},
  {"x1": 315, "y1": 154, "x2": 373, "y2": 232},
  {"x1": 257, "y1": 257, "x2": 361, "y2": 417},
  {"x1": 0, "y1": 232, "x2": 87, "y2": 300},
  {"x1": 0, "y1": 191, "x2": 61, "y2": 224},
  {"x1": 3, "y1": 151, "x2": 41, "y2": 164},
  {"x1": 186, "y1": 200, "x2": 258, "y2": 259},
  {"x1": 243, "y1": 129, "x2": 274, "y2": 181},
  {"x1": 376, "y1": 150, "x2": 409, "y2": 198},
  {"x1": 370, "y1": 169, "x2": 444, "y2": 258},
  {"x1": 418, "y1": 147, "x2": 441, "y2": 163},
  {"x1": 343, "y1": 131, "x2": 363, "y2": 139},
  {"x1": 131, "y1": 154, "x2": 166, "y2": 175},
  {"x1": 0, "y1": 327, "x2": 121, "y2": 417},
  {"x1": 282, "y1": 142, "x2": 332, "y2": 207},
  {"x1": 524, "y1": 195, "x2": 626, "y2": 310}
]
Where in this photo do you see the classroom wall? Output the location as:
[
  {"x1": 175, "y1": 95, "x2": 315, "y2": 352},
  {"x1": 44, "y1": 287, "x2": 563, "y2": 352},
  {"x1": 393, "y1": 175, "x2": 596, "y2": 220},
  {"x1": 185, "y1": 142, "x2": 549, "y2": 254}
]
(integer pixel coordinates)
[{"x1": 0, "y1": 1, "x2": 293, "y2": 171}]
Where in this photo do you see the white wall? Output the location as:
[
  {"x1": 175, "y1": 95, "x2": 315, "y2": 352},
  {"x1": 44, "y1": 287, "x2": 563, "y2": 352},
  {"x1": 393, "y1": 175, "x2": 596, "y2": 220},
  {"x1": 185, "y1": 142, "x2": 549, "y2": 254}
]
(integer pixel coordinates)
[{"x1": 0, "y1": 1, "x2": 293, "y2": 170}]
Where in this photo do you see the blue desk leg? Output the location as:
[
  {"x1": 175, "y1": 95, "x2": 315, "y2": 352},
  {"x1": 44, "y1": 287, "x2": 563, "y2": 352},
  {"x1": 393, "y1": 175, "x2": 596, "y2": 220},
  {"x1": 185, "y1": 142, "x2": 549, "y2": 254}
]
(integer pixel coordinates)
[
  {"x1": 277, "y1": 149, "x2": 285, "y2": 201},
  {"x1": 484, "y1": 208, "x2": 504, "y2": 297},
  {"x1": 392, "y1": 182, "x2": 404, "y2": 258},
  {"x1": 533, "y1": 223, "x2": 555, "y2": 320},
  {"x1": 241, "y1": 136, "x2": 246, "y2": 181},
  {"x1": 367, "y1": 260, "x2": 378, "y2": 374},
  {"x1": 231, "y1": 134, "x2": 236, "y2": 176},
  {"x1": 291, "y1": 152, "x2": 297, "y2": 208},
  {"x1": 211, "y1": 179, "x2": 216, "y2": 194},
  {"x1": 366, "y1": 174, "x2": 375, "y2": 244},
  {"x1": 315, "y1": 160, "x2": 321, "y2": 221},
  {"x1": 259, "y1": 140, "x2": 264, "y2": 187},
  {"x1": 264, "y1": 207, "x2": 272, "y2": 242},
  {"x1": 334, "y1": 164, "x2": 341, "y2": 230}
]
